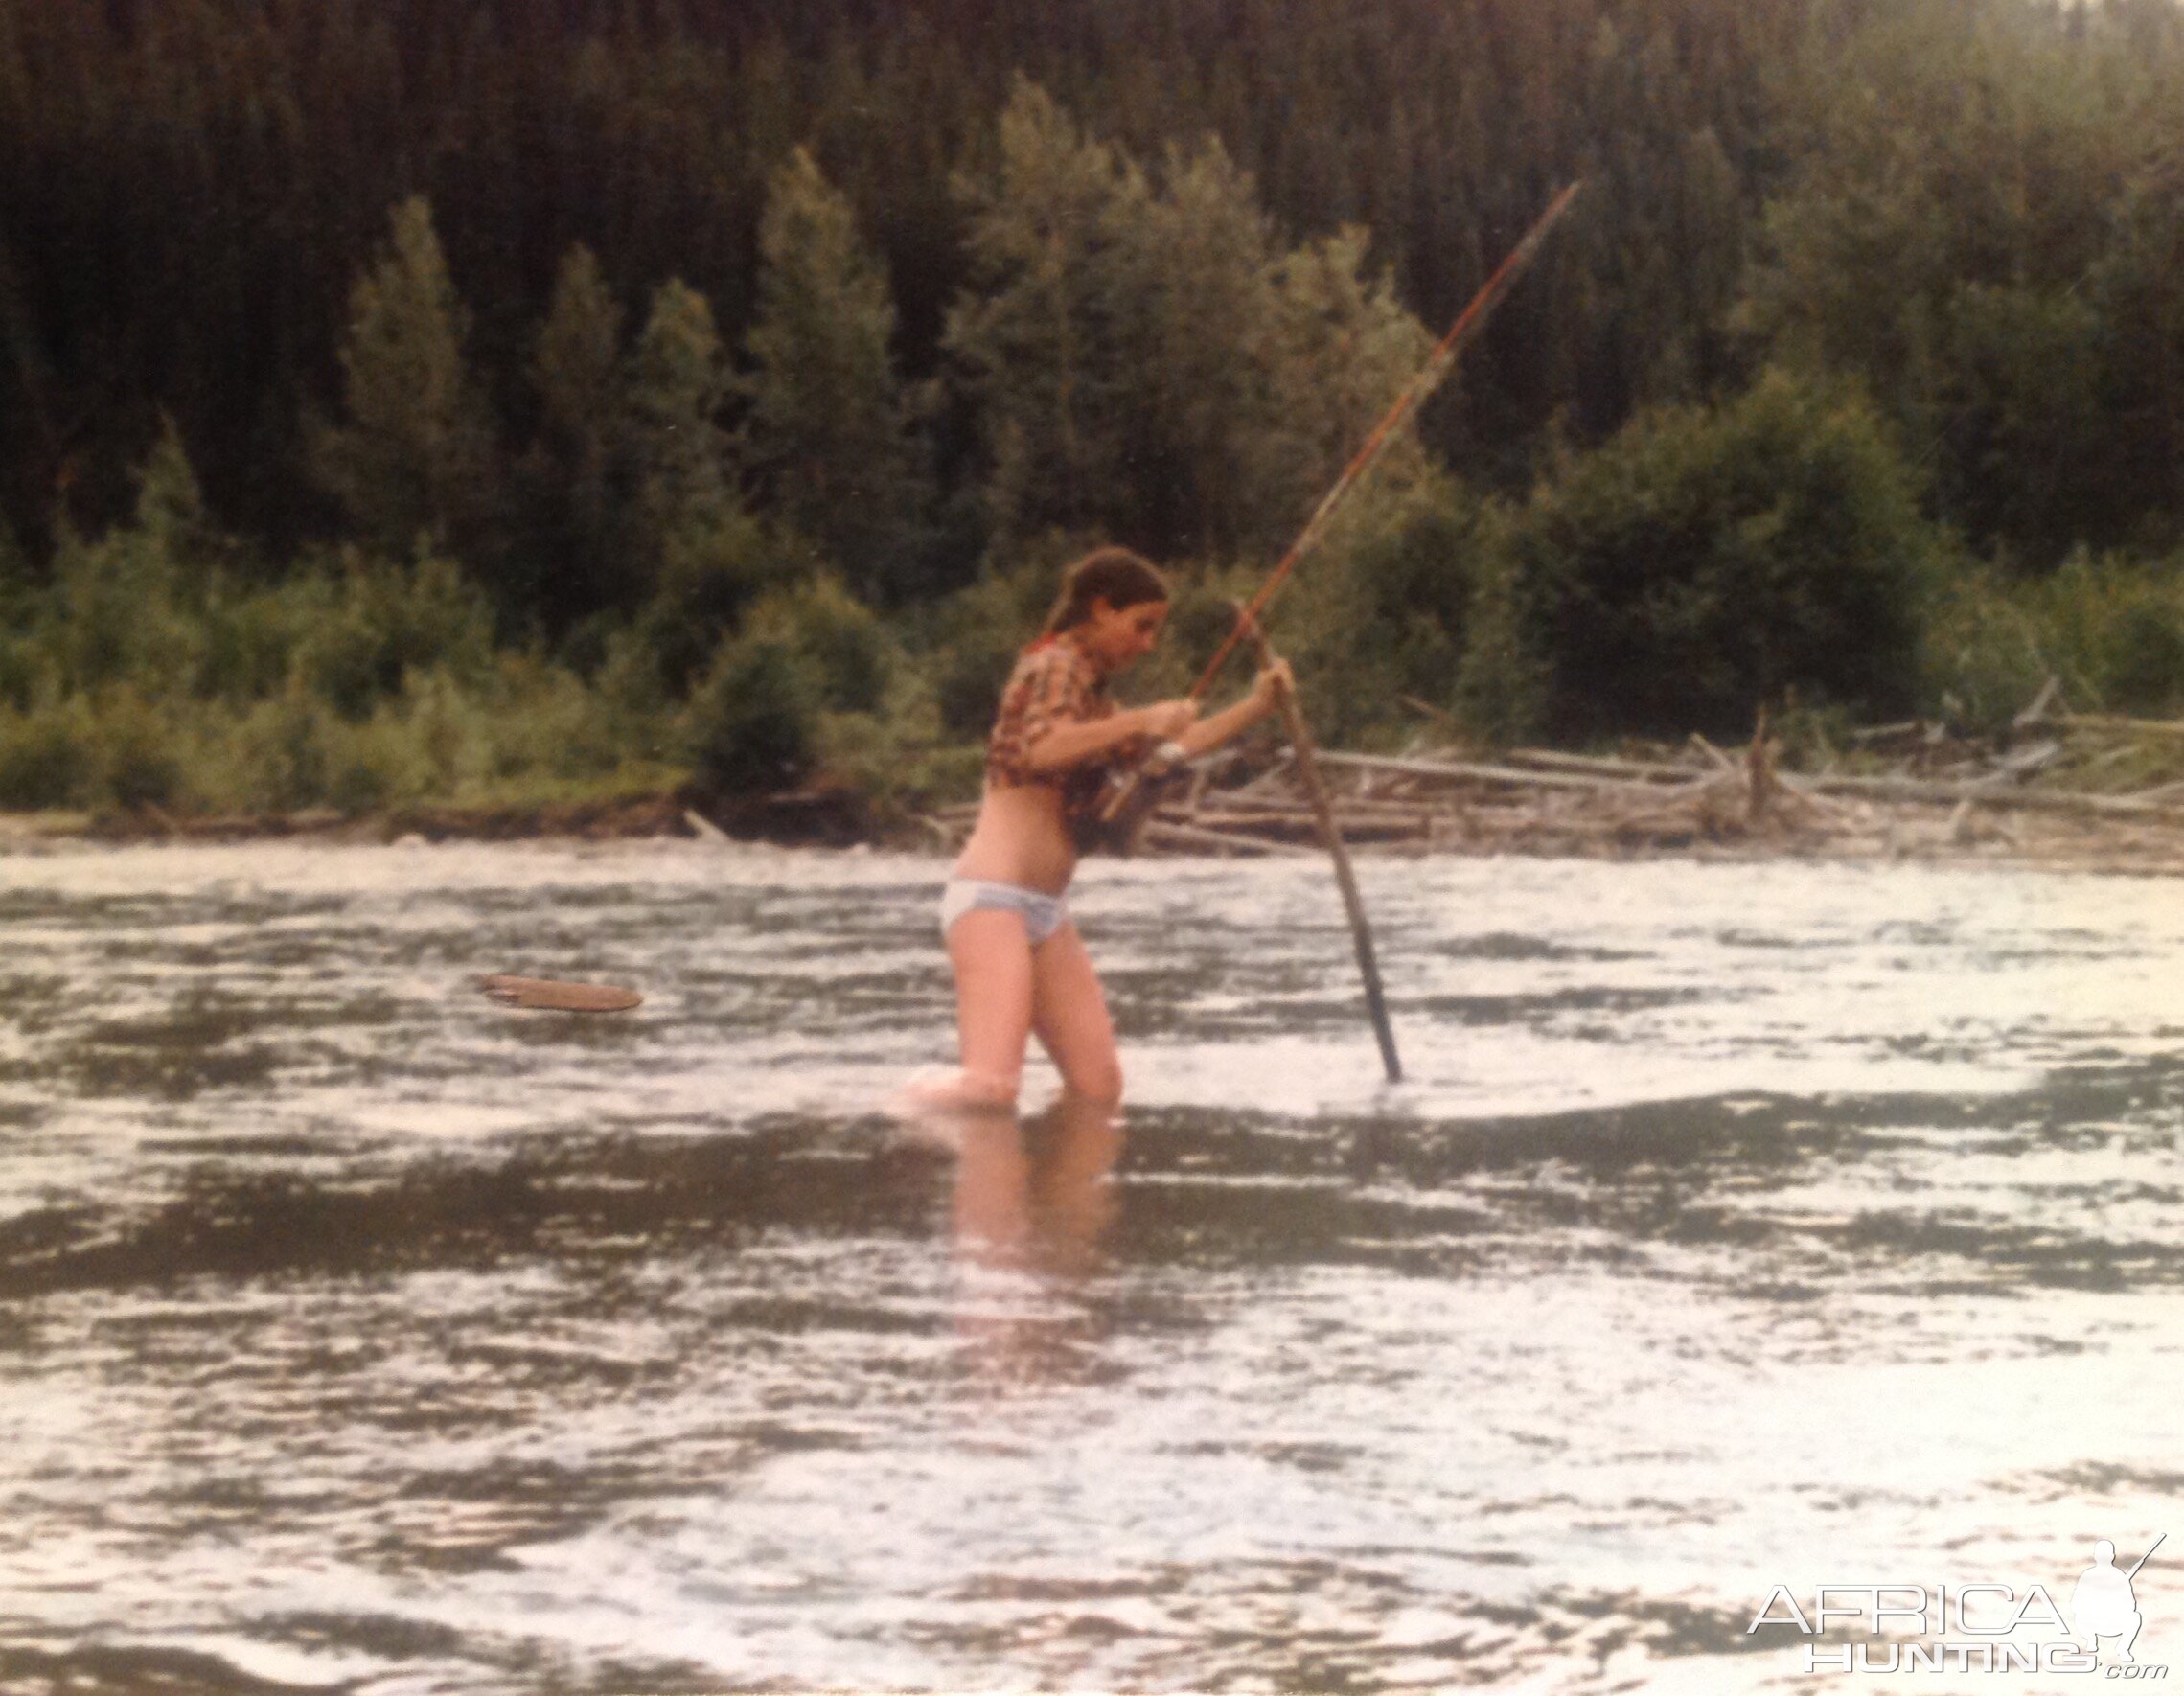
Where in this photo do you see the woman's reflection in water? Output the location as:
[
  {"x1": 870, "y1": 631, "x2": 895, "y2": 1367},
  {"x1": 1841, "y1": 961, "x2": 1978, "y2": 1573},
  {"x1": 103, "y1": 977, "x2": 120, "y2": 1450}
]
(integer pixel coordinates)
[{"x1": 909, "y1": 1091, "x2": 1125, "y2": 1380}]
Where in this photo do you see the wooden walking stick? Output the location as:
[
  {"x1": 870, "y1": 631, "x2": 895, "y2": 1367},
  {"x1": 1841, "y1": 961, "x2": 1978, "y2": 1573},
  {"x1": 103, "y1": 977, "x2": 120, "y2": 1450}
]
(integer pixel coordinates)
[{"x1": 1233, "y1": 603, "x2": 1403, "y2": 1084}]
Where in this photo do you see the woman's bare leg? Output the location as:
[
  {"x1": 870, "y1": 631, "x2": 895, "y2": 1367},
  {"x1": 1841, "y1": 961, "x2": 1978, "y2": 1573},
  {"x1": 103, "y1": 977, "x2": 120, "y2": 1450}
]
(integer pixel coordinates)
[
  {"x1": 925, "y1": 907, "x2": 1036, "y2": 1109},
  {"x1": 1029, "y1": 921, "x2": 1124, "y2": 1104}
]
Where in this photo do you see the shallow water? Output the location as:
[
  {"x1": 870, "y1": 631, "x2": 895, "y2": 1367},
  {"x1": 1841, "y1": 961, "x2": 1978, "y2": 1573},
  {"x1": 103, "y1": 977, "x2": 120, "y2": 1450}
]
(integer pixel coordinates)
[{"x1": 1, "y1": 841, "x2": 2179, "y2": 1692}]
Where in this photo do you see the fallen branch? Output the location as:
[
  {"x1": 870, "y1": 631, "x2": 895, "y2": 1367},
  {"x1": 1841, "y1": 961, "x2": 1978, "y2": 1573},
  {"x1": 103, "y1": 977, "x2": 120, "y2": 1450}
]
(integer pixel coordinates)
[
  {"x1": 1309, "y1": 748, "x2": 1711, "y2": 796},
  {"x1": 1138, "y1": 817, "x2": 1316, "y2": 857},
  {"x1": 2056, "y1": 712, "x2": 2184, "y2": 741},
  {"x1": 1794, "y1": 770, "x2": 2184, "y2": 818},
  {"x1": 1503, "y1": 747, "x2": 1709, "y2": 784}
]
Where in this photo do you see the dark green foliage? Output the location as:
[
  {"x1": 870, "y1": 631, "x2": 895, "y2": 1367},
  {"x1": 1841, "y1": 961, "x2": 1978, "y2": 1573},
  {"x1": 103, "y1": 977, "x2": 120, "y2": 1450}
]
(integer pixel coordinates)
[
  {"x1": 1265, "y1": 474, "x2": 1493, "y2": 746},
  {"x1": 1509, "y1": 370, "x2": 1938, "y2": 740},
  {"x1": 0, "y1": 703, "x2": 90, "y2": 809},
  {"x1": 741, "y1": 577, "x2": 895, "y2": 716},
  {"x1": 310, "y1": 198, "x2": 503, "y2": 568},
  {"x1": 1259, "y1": 228, "x2": 1435, "y2": 533},
  {"x1": 624, "y1": 278, "x2": 739, "y2": 566},
  {"x1": 47, "y1": 526, "x2": 202, "y2": 698},
  {"x1": 922, "y1": 556, "x2": 1072, "y2": 742},
  {"x1": 517, "y1": 243, "x2": 632, "y2": 631},
  {"x1": 630, "y1": 509, "x2": 794, "y2": 699},
  {"x1": 1925, "y1": 552, "x2": 2184, "y2": 731},
  {"x1": 236, "y1": 681, "x2": 333, "y2": 814},
  {"x1": 130, "y1": 417, "x2": 220, "y2": 575},
  {"x1": 295, "y1": 552, "x2": 496, "y2": 722},
  {"x1": 941, "y1": 82, "x2": 1435, "y2": 564},
  {"x1": 942, "y1": 80, "x2": 1160, "y2": 551},
  {"x1": 8, "y1": 0, "x2": 2183, "y2": 582},
  {"x1": 195, "y1": 579, "x2": 317, "y2": 707},
  {"x1": 95, "y1": 690, "x2": 183, "y2": 810},
  {"x1": 682, "y1": 573, "x2": 900, "y2": 796},
  {"x1": 1740, "y1": 0, "x2": 2184, "y2": 564},
  {"x1": 687, "y1": 639, "x2": 819, "y2": 796},
  {"x1": 743, "y1": 149, "x2": 934, "y2": 603},
  {"x1": 0, "y1": 0, "x2": 1793, "y2": 553},
  {"x1": 5, "y1": 0, "x2": 2184, "y2": 787},
  {"x1": 2102, "y1": 595, "x2": 2184, "y2": 715}
]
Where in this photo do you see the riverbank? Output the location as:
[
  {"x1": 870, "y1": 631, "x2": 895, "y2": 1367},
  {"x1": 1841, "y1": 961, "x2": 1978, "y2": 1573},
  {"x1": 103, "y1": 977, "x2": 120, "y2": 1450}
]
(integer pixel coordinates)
[
  {"x1": 0, "y1": 782, "x2": 880, "y2": 852},
  {"x1": 11, "y1": 708, "x2": 2184, "y2": 877}
]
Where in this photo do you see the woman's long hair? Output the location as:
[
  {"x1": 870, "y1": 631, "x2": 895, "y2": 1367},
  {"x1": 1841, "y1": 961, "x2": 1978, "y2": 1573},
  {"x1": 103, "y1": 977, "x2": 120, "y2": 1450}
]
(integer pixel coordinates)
[{"x1": 1034, "y1": 547, "x2": 1170, "y2": 645}]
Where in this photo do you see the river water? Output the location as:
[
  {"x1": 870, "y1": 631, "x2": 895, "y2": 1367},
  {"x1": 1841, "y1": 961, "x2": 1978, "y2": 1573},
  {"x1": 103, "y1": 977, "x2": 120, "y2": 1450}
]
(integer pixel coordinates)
[{"x1": 0, "y1": 841, "x2": 2179, "y2": 1693}]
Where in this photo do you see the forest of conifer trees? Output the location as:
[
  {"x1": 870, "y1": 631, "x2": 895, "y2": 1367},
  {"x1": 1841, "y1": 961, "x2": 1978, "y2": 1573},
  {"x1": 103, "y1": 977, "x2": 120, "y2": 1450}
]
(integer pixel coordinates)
[{"x1": 3, "y1": 0, "x2": 2184, "y2": 819}]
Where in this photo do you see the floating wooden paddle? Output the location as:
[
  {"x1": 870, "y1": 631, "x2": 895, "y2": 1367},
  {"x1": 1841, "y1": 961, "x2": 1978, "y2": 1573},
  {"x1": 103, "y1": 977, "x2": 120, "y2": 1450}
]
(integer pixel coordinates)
[
  {"x1": 477, "y1": 974, "x2": 643, "y2": 1013},
  {"x1": 1232, "y1": 606, "x2": 1402, "y2": 1084}
]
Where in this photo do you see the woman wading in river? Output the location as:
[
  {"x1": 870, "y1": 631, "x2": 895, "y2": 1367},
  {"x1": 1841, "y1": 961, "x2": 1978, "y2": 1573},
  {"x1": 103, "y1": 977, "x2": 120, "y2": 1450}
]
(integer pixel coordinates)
[{"x1": 903, "y1": 548, "x2": 1290, "y2": 1112}]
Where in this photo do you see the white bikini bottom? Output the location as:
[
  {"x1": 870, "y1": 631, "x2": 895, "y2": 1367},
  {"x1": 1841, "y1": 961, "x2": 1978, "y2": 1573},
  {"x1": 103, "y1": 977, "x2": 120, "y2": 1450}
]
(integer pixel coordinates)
[{"x1": 937, "y1": 879, "x2": 1068, "y2": 946}]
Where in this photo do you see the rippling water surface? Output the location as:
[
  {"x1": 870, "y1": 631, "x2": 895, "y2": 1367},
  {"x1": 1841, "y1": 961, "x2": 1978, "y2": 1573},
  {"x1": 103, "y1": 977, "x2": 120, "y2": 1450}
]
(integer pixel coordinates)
[{"x1": 1, "y1": 842, "x2": 2180, "y2": 1693}]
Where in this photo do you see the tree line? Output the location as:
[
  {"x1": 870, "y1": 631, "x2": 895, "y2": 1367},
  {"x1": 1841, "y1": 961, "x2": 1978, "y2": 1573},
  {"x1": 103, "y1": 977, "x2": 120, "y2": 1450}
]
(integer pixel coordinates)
[{"x1": 3, "y1": 0, "x2": 2184, "y2": 816}]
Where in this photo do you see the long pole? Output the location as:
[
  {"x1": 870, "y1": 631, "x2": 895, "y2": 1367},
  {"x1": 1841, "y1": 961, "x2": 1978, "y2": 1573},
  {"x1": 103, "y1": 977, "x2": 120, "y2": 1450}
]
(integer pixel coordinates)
[
  {"x1": 1185, "y1": 179, "x2": 1583, "y2": 702},
  {"x1": 1099, "y1": 180, "x2": 1582, "y2": 834},
  {"x1": 1235, "y1": 605, "x2": 1402, "y2": 1083}
]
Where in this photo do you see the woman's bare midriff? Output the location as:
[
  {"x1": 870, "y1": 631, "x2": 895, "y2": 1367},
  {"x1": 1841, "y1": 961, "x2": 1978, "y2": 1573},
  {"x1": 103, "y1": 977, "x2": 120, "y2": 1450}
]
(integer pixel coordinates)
[{"x1": 952, "y1": 781, "x2": 1079, "y2": 895}]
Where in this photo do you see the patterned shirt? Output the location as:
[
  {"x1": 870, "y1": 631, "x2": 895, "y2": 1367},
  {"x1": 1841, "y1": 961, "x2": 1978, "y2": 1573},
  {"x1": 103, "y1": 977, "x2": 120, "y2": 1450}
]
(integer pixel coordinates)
[{"x1": 985, "y1": 635, "x2": 1148, "y2": 827}]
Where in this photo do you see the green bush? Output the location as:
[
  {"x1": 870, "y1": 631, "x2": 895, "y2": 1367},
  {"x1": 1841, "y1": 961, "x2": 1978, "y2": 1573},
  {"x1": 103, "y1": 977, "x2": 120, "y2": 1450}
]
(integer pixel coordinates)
[
  {"x1": 50, "y1": 527, "x2": 204, "y2": 697},
  {"x1": 0, "y1": 499, "x2": 691, "y2": 815},
  {"x1": 679, "y1": 571, "x2": 903, "y2": 796},
  {"x1": 0, "y1": 523, "x2": 45, "y2": 713},
  {"x1": 296, "y1": 549, "x2": 496, "y2": 720},
  {"x1": 926, "y1": 578, "x2": 1037, "y2": 741},
  {"x1": 1451, "y1": 527, "x2": 1547, "y2": 747},
  {"x1": 1509, "y1": 368, "x2": 1939, "y2": 740},
  {"x1": 231, "y1": 680, "x2": 336, "y2": 810},
  {"x1": 195, "y1": 575, "x2": 329, "y2": 704},
  {"x1": 1273, "y1": 473, "x2": 1485, "y2": 745},
  {"x1": 634, "y1": 509, "x2": 793, "y2": 697},
  {"x1": 1923, "y1": 549, "x2": 2184, "y2": 729},
  {"x1": 919, "y1": 544, "x2": 1087, "y2": 740},
  {"x1": 141, "y1": 656, "x2": 685, "y2": 815},
  {"x1": 0, "y1": 703, "x2": 95, "y2": 809},
  {"x1": 93, "y1": 690, "x2": 184, "y2": 810},
  {"x1": 322, "y1": 708, "x2": 434, "y2": 812},
  {"x1": 2104, "y1": 593, "x2": 2184, "y2": 710},
  {"x1": 0, "y1": 632, "x2": 53, "y2": 715},
  {"x1": 686, "y1": 637, "x2": 819, "y2": 793},
  {"x1": 739, "y1": 574, "x2": 894, "y2": 713},
  {"x1": 803, "y1": 646, "x2": 983, "y2": 813},
  {"x1": 815, "y1": 708, "x2": 978, "y2": 811}
]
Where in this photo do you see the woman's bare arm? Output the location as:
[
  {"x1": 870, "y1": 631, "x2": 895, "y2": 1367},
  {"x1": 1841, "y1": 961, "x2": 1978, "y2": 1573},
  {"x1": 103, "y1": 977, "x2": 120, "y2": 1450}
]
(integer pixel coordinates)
[
  {"x1": 1023, "y1": 699, "x2": 1195, "y2": 773},
  {"x1": 1174, "y1": 660, "x2": 1291, "y2": 758}
]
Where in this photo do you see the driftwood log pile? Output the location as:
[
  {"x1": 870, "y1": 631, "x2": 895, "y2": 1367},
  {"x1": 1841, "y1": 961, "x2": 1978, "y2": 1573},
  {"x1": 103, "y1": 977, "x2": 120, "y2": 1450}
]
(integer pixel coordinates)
[{"x1": 922, "y1": 691, "x2": 2184, "y2": 875}]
